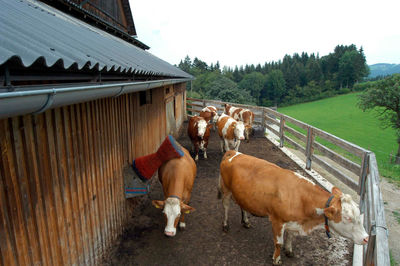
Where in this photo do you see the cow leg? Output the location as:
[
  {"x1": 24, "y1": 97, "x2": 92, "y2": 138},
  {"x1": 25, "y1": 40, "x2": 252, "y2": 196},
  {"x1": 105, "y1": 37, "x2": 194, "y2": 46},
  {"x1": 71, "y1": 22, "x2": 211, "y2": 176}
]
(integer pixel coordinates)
[
  {"x1": 246, "y1": 129, "x2": 250, "y2": 143},
  {"x1": 271, "y1": 220, "x2": 285, "y2": 265},
  {"x1": 234, "y1": 140, "x2": 241, "y2": 151},
  {"x1": 219, "y1": 173, "x2": 231, "y2": 232},
  {"x1": 220, "y1": 140, "x2": 225, "y2": 153},
  {"x1": 203, "y1": 148, "x2": 207, "y2": 159},
  {"x1": 284, "y1": 230, "x2": 294, "y2": 257},
  {"x1": 224, "y1": 139, "x2": 230, "y2": 152},
  {"x1": 194, "y1": 145, "x2": 199, "y2": 161},
  {"x1": 222, "y1": 194, "x2": 231, "y2": 232},
  {"x1": 241, "y1": 209, "x2": 251, "y2": 229}
]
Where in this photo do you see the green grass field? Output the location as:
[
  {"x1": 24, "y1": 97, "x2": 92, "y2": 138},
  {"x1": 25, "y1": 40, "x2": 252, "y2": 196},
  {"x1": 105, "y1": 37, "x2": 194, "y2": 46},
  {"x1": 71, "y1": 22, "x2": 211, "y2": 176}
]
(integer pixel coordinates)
[{"x1": 278, "y1": 93, "x2": 400, "y2": 181}]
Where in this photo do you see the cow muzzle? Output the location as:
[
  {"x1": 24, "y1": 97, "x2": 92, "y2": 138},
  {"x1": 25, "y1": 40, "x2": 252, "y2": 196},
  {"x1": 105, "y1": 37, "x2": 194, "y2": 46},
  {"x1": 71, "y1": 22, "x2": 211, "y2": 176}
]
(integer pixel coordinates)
[{"x1": 164, "y1": 230, "x2": 176, "y2": 237}]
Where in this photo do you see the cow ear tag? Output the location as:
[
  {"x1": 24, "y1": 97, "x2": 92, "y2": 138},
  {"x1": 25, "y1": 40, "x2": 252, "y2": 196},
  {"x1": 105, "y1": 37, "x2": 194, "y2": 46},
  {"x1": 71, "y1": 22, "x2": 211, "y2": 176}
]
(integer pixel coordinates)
[
  {"x1": 184, "y1": 210, "x2": 191, "y2": 214},
  {"x1": 152, "y1": 200, "x2": 164, "y2": 209}
]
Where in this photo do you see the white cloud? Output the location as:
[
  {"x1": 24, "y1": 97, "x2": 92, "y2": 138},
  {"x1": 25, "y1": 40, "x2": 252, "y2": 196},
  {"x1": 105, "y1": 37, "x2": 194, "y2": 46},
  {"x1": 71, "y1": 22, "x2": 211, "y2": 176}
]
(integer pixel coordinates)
[{"x1": 130, "y1": 0, "x2": 400, "y2": 67}]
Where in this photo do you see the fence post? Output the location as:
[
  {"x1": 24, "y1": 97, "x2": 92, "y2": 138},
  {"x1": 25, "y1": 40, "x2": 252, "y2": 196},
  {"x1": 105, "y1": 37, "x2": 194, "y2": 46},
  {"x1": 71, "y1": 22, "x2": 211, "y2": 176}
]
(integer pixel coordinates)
[
  {"x1": 279, "y1": 114, "x2": 285, "y2": 148},
  {"x1": 359, "y1": 152, "x2": 370, "y2": 213},
  {"x1": 305, "y1": 126, "x2": 314, "y2": 170},
  {"x1": 364, "y1": 222, "x2": 376, "y2": 266},
  {"x1": 202, "y1": 99, "x2": 206, "y2": 108},
  {"x1": 261, "y1": 108, "x2": 266, "y2": 134}
]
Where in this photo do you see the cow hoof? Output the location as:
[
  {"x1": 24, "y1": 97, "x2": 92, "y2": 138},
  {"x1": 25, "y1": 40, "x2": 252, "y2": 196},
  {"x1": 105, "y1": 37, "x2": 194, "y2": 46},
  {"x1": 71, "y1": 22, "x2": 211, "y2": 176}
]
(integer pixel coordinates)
[
  {"x1": 272, "y1": 258, "x2": 282, "y2": 265},
  {"x1": 284, "y1": 250, "x2": 294, "y2": 258},
  {"x1": 222, "y1": 224, "x2": 230, "y2": 232},
  {"x1": 241, "y1": 221, "x2": 251, "y2": 229}
]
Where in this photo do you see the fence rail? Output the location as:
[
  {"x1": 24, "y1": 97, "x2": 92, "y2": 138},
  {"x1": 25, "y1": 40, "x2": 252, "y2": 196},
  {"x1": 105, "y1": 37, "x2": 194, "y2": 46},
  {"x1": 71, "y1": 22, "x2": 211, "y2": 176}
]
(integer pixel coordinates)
[{"x1": 187, "y1": 97, "x2": 390, "y2": 266}]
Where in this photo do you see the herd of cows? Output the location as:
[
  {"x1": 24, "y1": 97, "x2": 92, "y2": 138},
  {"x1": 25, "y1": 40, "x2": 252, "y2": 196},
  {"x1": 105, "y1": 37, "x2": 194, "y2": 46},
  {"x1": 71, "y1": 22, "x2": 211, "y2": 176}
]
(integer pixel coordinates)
[
  {"x1": 151, "y1": 104, "x2": 369, "y2": 265},
  {"x1": 188, "y1": 104, "x2": 254, "y2": 161}
]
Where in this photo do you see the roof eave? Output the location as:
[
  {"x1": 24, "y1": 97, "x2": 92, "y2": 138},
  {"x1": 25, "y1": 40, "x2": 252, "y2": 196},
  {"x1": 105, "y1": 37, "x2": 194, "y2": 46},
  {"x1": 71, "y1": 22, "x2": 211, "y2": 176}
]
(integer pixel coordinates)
[{"x1": 0, "y1": 78, "x2": 194, "y2": 119}]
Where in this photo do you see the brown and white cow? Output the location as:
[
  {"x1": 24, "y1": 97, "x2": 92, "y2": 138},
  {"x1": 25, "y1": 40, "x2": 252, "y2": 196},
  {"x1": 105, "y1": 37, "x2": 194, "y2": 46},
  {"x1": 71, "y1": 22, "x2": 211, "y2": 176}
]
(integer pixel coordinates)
[
  {"x1": 219, "y1": 151, "x2": 369, "y2": 265},
  {"x1": 216, "y1": 114, "x2": 245, "y2": 152},
  {"x1": 224, "y1": 104, "x2": 254, "y2": 142},
  {"x1": 199, "y1": 105, "x2": 219, "y2": 125},
  {"x1": 152, "y1": 146, "x2": 196, "y2": 237},
  {"x1": 187, "y1": 116, "x2": 212, "y2": 161}
]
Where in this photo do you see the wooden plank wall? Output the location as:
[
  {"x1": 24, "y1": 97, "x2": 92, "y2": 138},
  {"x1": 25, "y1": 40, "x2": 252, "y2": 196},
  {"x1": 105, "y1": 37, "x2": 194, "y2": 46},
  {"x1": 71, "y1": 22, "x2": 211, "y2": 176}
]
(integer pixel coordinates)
[{"x1": 0, "y1": 85, "x2": 184, "y2": 265}]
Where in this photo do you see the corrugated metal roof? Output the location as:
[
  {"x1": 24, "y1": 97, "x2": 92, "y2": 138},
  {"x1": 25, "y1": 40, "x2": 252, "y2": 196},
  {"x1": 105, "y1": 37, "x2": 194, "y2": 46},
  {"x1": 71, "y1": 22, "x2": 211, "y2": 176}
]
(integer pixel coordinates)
[{"x1": 0, "y1": 0, "x2": 192, "y2": 79}]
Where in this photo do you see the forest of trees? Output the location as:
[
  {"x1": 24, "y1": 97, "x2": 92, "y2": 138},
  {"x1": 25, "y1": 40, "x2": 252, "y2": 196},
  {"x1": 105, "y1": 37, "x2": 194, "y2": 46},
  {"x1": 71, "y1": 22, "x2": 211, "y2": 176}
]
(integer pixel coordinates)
[{"x1": 178, "y1": 44, "x2": 369, "y2": 107}]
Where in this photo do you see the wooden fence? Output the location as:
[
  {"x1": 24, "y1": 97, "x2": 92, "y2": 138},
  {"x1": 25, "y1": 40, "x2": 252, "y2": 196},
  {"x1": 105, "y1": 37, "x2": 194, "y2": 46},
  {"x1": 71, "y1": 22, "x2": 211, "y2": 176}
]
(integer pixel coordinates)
[{"x1": 187, "y1": 97, "x2": 390, "y2": 266}]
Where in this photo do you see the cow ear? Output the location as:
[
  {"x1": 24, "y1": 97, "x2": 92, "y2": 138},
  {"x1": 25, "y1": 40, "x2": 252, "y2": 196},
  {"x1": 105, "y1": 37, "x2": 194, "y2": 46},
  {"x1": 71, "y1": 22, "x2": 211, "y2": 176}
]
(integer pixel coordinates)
[
  {"x1": 207, "y1": 124, "x2": 213, "y2": 129},
  {"x1": 152, "y1": 200, "x2": 165, "y2": 209},
  {"x1": 324, "y1": 206, "x2": 339, "y2": 220},
  {"x1": 180, "y1": 202, "x2": 195, "y2": 214}
]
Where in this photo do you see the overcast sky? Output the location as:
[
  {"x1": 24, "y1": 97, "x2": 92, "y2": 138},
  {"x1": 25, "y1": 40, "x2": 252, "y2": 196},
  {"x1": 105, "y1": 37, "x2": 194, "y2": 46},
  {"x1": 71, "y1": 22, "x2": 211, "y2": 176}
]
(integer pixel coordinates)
[{"x1": 130, "y1": 0, "x2": 400, "y2": 68}]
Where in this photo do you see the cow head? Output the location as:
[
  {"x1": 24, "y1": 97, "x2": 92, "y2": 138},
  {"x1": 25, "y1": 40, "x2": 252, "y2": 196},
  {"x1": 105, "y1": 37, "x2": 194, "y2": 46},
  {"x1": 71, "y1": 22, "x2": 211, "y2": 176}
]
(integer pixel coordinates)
[
  {"x1": 196, "y1": 119, "x2": 208, "y2": 138},
  {"x1": 152, "y1": 197, "x2": 195, "y2": 237},
  {"x1": 212, "y1": 112, "x2": 219, "y2": 123},
  {"x1": 233, "y1": 121, "x2": 245, "y2": 141},
  {"x1": 324, "y1": 188, "x2": 369, "y2": 245},
  {"x1": 224, "y1": 104, "x2": 231, "y2": 115}
]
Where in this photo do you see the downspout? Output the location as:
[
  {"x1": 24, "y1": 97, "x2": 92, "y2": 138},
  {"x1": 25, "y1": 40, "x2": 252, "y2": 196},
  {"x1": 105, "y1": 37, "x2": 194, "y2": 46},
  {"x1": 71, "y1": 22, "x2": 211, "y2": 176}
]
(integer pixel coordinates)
[{"x1": 0, "y1": 78, "x2": 193, "y2": 119}]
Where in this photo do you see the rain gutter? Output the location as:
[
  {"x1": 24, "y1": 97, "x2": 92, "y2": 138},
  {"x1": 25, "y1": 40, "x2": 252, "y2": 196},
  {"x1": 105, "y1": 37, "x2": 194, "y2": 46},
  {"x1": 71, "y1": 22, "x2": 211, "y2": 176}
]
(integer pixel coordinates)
[{"x1": 0, "y1": 78, "x2": 192, "y2": 119}]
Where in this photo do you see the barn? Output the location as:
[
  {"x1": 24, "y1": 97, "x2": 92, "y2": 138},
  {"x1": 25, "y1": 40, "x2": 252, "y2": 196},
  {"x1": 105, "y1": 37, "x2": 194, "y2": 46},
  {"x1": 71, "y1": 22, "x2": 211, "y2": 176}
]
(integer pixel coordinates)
[{"x1": 0, "y1": 0, "x2": 192, "y2": 265}]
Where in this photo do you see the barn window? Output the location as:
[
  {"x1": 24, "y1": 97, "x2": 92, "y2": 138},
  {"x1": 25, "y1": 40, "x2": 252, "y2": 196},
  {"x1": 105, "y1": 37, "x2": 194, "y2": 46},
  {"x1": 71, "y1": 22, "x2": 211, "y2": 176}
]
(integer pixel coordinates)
[{"x1": 139, "y1": 90, "x2": 152, "y2": 106}]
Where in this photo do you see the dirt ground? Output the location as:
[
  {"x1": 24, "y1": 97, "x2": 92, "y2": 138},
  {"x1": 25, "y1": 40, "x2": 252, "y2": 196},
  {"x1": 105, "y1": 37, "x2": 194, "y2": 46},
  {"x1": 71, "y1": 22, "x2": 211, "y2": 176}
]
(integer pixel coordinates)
[{"x1": 101, "y1": 122, "x2": 353, "y2": 266}]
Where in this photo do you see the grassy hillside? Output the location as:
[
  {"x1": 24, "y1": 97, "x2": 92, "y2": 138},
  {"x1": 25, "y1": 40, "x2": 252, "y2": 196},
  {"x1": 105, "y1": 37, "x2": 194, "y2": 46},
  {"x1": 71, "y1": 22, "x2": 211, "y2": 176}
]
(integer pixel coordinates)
[{"x1": 278, "y1": 93, "x2": 399, "y2": 181}]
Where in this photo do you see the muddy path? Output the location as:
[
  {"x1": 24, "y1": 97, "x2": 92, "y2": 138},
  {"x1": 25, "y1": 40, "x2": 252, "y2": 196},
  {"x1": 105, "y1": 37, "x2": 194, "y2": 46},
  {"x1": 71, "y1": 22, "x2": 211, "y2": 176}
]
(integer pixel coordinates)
[{"x1": 102, "y1": 122, "x2": 353, "y2": 265}]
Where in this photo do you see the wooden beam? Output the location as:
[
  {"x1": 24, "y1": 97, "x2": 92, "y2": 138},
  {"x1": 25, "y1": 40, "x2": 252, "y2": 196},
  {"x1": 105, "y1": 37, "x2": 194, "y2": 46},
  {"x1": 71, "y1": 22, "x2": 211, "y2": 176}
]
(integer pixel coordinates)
[
  {"x1": 311, "y1": 154, "x2": 359, "y2": 191},
  {"x1": 312, "y1": 127, "x2": 367, "y2": 158},
  {"x1": 368, "y1": 153, "x2": 390, "y2": 265}
]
